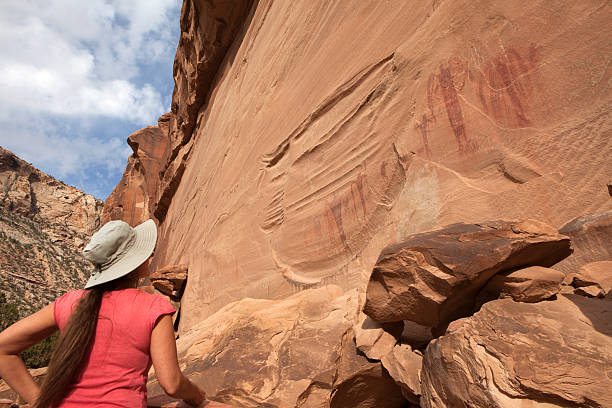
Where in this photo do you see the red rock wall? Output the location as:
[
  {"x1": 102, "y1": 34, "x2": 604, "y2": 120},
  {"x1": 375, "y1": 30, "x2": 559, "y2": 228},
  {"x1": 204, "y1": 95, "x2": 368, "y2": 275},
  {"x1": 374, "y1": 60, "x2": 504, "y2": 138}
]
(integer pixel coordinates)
[
  {"x1": 106, "y1": 0, "x2": 612, "y2": 332},
  {"x1": 103, "y1": 117, "x2": 169, "y2": 226}
]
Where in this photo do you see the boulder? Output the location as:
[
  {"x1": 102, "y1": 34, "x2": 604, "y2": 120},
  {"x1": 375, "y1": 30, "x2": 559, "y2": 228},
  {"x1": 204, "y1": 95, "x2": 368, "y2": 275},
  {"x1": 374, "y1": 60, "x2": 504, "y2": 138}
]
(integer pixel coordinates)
[
  {"x1": 330, "y1": 328, "x2": 407, "y2": 408},
  {"x1": 564, "y1": 261, "x2": 612, "y2": 298},
  {"x1": 150, "y1": 264, "x2": 189, "y2": 300},
  {"x1": 147, "y1": 396, "x2": 239, "y2": 407},
  {"x1": 363, "y1": 220, "x2": 571, "y2": 327},
  {"x1": 421, "y1": 295, "x2": 612, "y2": 408},
  {"x1": 147, "y1": 285, "x2": 406, "y2": 407},
  {"x1": 380, "y1": 344, "x2": 422, "y2": 404},
  {"x1": 353, "y1": 312, "x2": 401, "y2": 360},
  {"x1": 400, "y1": 321, "x2": 433, "y2": 350},
  {"x1": 476, "y1": 265, "x2": 565, "y2": 305},
  {"x1": 554, "y1": 211, "x2": 612, "y2": 274}
]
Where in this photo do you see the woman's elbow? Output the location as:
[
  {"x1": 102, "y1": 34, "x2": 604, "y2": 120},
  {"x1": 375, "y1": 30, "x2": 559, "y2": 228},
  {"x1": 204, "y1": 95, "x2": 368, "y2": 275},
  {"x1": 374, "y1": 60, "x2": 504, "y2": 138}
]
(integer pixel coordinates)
[{"x1": 160, "y1": 374, "x2": 183, "y2": 397}]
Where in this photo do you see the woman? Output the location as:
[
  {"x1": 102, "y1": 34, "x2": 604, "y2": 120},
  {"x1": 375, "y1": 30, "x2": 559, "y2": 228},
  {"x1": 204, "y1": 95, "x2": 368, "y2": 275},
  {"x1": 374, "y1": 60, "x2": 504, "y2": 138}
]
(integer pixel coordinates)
[{"x1": 0, "y1": 219, "x2": 207, "y2": 407}]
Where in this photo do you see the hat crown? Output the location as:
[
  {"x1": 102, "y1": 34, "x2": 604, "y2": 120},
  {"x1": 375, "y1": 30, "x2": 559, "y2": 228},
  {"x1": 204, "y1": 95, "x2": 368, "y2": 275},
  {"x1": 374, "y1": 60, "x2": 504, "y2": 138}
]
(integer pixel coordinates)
[{"x1": 83, "y1": 220, "x2": 135, "y2": 265}]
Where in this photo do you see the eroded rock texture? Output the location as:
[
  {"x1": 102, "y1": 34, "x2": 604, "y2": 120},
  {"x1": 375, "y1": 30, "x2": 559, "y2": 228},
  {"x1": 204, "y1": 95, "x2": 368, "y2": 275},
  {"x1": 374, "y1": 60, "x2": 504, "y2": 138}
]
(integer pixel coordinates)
[
  {"x1": 564, "y1": 261, "x2": 612, "y2": 298},
  {"x1": 555, "y1": 211, "x2": 612, "y2": 274},
  {"x1": 103, "y1": 121, "x2": 169, "y2": 225},
  {"x1": 476, "y1": 265, "x2": 565, "y2": 305},
  {"x1": 132, "y1": 0, "x2": 612, "y2": 331},
  {"x1": 147, "y1": 285, "x2": 406, "y2": 407},
  {"x1": 421, "y1": 295, "x2": 612, "y2": 408},
  {"x1": 363, "y1": 220, "x2": 571, "y2": 327},
  {"x1": 0, "y1": 147, "x2": 102, "y2": 249},
  {"x1": 100, "y1": 0, "x2": 612, "y2": 405}
]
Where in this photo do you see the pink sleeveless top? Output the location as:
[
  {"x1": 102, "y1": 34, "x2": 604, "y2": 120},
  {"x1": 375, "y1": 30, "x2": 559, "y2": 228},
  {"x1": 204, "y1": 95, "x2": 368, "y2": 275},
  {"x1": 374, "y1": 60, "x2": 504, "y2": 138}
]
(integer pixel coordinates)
[{"x1": 53, "y1": 288, "x2": 175, "y2": 407}]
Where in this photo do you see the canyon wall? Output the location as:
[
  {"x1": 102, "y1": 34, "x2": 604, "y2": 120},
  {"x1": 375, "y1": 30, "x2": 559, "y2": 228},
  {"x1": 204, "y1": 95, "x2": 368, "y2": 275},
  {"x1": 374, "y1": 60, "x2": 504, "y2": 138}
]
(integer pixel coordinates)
[
  {"x1": 105, "y1": 0, "x2": 611, "y2": 332},
  {"x1": 0, "y1": 147, "x2": 103, "y2": 312}
]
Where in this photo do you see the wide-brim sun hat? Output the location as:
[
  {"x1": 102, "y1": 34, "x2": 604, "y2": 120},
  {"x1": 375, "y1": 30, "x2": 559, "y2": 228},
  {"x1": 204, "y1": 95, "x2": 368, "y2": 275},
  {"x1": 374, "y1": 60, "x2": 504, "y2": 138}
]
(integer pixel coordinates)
[{"x1": 82, "y1": 219, "x2": 157, "y2": 289}]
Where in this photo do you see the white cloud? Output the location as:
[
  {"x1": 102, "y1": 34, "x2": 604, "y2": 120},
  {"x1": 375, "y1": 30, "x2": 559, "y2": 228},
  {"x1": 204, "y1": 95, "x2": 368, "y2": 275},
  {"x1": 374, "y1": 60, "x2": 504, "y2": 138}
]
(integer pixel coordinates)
[
  {"x1": 0, "y1": 0, "x2": 179, "y2": 121},
  {"x1": 0, "y1": 0, "x2": 181, "y2": 198}
]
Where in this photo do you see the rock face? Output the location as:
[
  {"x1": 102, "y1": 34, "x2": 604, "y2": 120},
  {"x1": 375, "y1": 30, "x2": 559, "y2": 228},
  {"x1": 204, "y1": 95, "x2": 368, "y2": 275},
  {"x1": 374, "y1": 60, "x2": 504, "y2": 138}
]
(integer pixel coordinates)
[
  {"x1": 476, "y1": 265, "x2": 565, "y2": 305},
  {"x1": 363, "y1": 220, "x2": 571, "y2": 327},
  {"x1": 564, "y1": 261, "x2": 612, "y2": 298},
  {"x1": 149, "y1": 264, "x2": 188, "y2": 300},
  {"x1": 147, "y1": 285, "x2": 406, "y2": 407},
  {"x1": 354, "y1": 312, "x2": 401, "y2": 361},
  {"x1": 554, "y1": 211, "x2": 612, "y2": 274},
  {"x1": 103, "y1": 123, "x2": 169, "y2": 225},
  {"x1": 99, "y1": 0, "x2": 612, "y2": 406},
  {"x1": 131, "y1": 0, "x2": 612, "y2": 332},
  {"x1": 155, "y1": 0, "x2": 256, "y2": 223},
  {"x1": 0, "y1": 147, "x2": 102, "y2": 249},
  {"x1": 0, "y1": 147, "x2": 103, "y2": 313},
  {"x1": 421, "y1": 295, "x2": 612, "y2": 408},
  {"x1": 381, "y1": 345, "x2": 422, "y2": 404}
]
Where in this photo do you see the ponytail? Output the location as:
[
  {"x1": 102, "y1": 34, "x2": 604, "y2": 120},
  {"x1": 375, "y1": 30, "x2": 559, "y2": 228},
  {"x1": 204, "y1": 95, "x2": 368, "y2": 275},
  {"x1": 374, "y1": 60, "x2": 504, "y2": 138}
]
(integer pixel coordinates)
[{"x1": 34, "y1": 282, "x2": 111, "y2": 407}]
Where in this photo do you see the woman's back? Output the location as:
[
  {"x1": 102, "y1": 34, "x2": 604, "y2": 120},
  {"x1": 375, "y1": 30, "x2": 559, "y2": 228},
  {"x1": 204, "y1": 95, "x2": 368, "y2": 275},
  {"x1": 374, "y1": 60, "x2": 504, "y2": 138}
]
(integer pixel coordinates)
[{"x1": 54, "y1": 288, "x2": 174, "y2": 407}]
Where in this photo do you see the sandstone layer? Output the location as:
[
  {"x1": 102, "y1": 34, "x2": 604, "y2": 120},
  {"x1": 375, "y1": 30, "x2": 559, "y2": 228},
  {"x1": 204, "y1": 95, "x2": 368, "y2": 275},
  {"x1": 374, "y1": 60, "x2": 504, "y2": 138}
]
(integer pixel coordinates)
[
  {"x1": 476, "y1": 265, "x2": 565, "y2": 305},
  {"x1": 94, "y1": 0, "x2": 612, "y2": 406},
  {"x1": 147, "y1": 285, "x2": 407, "y2": 407},
  {"x1": 421, "y1": 295, "x2": 612, "y2": 407},
  {"x1": 121, "y1": 0, "x2": 611, "y2": 330},
  {"x1": 554, "y1": 211, "x2": 612, "y2": 274}
]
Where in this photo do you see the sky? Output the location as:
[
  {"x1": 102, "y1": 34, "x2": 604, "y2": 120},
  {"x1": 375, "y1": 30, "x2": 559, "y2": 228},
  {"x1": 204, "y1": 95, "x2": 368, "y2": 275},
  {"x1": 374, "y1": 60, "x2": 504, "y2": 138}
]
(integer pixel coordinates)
[{"x1": 0, "y1": 0, "x2": 182, "y2": 200}]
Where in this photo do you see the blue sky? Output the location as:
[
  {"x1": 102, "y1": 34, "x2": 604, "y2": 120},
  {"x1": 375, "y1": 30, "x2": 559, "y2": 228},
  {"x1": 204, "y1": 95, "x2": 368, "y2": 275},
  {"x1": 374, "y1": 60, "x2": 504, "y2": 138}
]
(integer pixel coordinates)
[{"x1": 0, "y1": 0, "x2": 182, "y2": 200}]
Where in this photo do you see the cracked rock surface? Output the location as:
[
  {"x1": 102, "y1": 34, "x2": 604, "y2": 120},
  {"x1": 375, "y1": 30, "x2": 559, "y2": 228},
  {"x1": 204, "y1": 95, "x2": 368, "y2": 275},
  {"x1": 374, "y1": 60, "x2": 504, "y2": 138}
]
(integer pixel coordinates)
[
  {"x1": 421, "y1": 295, "x2": 612, "y2": 408},
  {"x1": 147, "y1": 285, "x2": 407, "y2": 407}
]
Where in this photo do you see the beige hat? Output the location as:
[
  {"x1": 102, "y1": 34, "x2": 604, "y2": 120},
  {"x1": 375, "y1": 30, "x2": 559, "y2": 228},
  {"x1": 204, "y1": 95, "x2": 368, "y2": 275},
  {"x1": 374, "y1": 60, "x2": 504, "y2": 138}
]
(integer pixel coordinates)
[{"x1": 82, "y1": 219, "x2": 157, "y2": 289}]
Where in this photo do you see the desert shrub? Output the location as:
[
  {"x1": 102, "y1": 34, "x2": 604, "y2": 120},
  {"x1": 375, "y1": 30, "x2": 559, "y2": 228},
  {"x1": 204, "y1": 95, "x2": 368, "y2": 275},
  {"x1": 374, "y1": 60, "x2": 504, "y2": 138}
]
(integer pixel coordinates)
[
  {"x1": 21, "y1": 332, "x2": 59, "y2": 368},
  {"x1": 0, "y1": 292, "x2": 57, "y2": 368},
  {"x1": 0, "y1": 292, "x2": 19, "y2": 331}
]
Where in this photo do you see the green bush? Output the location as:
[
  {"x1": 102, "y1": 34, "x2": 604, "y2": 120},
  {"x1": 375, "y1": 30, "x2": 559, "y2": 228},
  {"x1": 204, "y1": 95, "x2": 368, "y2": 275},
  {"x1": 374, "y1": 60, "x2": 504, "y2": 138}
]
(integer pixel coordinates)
[
  {"x1": 21, "y1": 332, "x2": 59, "y2": 368},
  {"x1": 0, "y1": 292, "x2": 57, "y2": 368}
]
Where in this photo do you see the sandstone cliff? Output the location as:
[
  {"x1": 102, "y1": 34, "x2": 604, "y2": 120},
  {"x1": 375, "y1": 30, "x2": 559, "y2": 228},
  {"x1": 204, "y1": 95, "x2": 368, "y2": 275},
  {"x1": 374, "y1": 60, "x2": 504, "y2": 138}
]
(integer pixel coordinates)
[
  {"x1": 100, "y1": 0, "x2": 612, "y2": 406},
  {"x1": 106, "y1": 0, "x2": 611, "y2": 326},
  {"x1": 0, "y1": 147, "x2": 103, "y2": 314}
]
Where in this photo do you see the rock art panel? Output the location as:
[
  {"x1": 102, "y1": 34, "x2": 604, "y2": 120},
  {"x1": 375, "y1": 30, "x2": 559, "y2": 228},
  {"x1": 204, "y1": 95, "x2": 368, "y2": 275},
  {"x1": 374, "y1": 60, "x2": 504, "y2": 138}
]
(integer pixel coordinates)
[
  {"x1": 258, "y1": 53, "x2": 408, "y2": 282},
  {"x1": 421, "y1": 295, "x2": 612, "y2": 408},
  {"x1": 110, "y1": 0, "x2": 612, "y2": 329}
]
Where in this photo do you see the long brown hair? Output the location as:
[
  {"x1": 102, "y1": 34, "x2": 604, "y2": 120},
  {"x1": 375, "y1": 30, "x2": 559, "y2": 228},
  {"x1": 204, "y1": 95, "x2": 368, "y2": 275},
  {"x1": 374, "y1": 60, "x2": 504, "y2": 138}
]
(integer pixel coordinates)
[{"x1": 34, "y1": 272, "x2": 137, "y2": 408}]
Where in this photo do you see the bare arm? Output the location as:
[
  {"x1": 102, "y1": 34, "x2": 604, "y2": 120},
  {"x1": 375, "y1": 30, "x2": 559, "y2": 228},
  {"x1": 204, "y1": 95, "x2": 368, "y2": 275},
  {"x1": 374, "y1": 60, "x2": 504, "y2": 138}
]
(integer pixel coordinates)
[
  {"x1": 0, "y1": 303, "x2": 58, "y2": 405},
  {"x1": 150, "y1": 315, "x2": 206, "y2": 406}
]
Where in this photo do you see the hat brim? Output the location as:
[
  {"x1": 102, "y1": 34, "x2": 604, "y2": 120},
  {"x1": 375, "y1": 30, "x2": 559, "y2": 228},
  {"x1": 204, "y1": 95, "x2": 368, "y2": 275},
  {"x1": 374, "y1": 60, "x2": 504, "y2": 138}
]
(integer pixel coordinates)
[{"x1": 84, "y1": 219, "x2": 157, "y2": 289}]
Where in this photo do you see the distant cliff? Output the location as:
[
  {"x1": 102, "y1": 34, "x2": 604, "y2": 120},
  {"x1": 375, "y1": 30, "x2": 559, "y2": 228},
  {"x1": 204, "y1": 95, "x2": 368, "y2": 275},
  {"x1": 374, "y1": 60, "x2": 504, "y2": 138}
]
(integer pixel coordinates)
[{"x1": 0, "y1": 147, "x2": 103, "y2": 314}]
